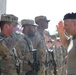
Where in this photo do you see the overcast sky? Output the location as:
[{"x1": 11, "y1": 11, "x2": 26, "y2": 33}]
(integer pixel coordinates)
[{"x1": 6, "y1": 0, "x2": 76, "y2": 34}]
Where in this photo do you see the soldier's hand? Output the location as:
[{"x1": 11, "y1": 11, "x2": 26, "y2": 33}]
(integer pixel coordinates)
[{"x1": 56, "y1": 21, "x2": 65, "y2": 35}]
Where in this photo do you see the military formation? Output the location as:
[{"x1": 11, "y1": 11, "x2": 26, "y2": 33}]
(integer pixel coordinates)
[{"x1": 0, "y1": 14, "x2": 67, "y2": 75}]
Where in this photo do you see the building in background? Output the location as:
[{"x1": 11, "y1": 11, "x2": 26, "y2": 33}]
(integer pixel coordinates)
[{"x1": 0, "y1": 0, "x2": 7, "y2": 19}]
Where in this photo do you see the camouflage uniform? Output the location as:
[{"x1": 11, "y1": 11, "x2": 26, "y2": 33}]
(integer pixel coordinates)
[
  {"x1": 49, "y1": 46, "x2": 55, "y2": 75},
  {"x1": 60, "y1": 46, "x2": 67, "y2": 75},
  {"x1": 21, "y1": 19, "x2": 47, "y2": 75},
  {"x1": 21, "y1": 19, "x2": 36, "y2": 75},
  {"x1": 55, "y1": 46, "x2": 63, "y2": 75},
  {"x1": 0, "y1": 30, "x2": 33, "y2": 75},
  {"x1": 0, "y1": 14, "x2": 20, "y2": 75},
  {"x1": 0, "y1": 14, "x2": 33, "y2": 75},
  {"x1": 0, "y1": 33, "x2": 17, "y2": 75},
  {"x1": 44, "y1": 31, "x2": 55, "y2": 75},
  {"x1": 53, "y1": 39, "x2": 67, "y2": 75},
  {"x1": 14, "y1": 33, "x2": 33, "y2": 75},
  {"x1": 35, "y1": 30, "x2": 46, "y2": 75},
  {"x1": 35, "y1": 16, "x2": 50, "y2": 75}
]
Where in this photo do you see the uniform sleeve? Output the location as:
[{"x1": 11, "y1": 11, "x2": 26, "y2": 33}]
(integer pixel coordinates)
[
  {"x1": 15, "y1": 38, "x2": 33, "y2": 61},
  {"x1": 4, "y1": 32, "x2": 25, "y2": 50},
  {"x1": 0, "y1": 40, "x2": 10, "y2": 58},
  {"x1": 36, "y1": 36, "x2": 46, "y2": 63}
]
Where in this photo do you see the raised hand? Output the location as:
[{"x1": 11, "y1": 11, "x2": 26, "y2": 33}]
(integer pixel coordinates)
[{"x1": 56, "y1": 21, "x2": 64, "y2": 35}]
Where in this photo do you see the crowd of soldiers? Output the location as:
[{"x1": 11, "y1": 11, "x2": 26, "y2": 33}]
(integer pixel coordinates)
[{"x1": 0, "y1": 14, "x2": 67, "y2": 75}]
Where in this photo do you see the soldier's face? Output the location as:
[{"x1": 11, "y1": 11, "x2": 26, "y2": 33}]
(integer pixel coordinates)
[
  {"x1": 6, "y1": 24, "x2": 15, "y2": 35},
  {"x1": 40, "y1": 20, "x2": 49, "y2": 29},
  {"x1": 30, "y1": 25, "x2": 37, "y2": 33},
  {"x1": 64, "y1": 19, "x2": 75, "y2": 35},
  {"x1": 28, "y1": 25, "x2": 37, "y2": 37},
  {"x1": 22, "y1": 26, "x2": 29, "y2": 34}
]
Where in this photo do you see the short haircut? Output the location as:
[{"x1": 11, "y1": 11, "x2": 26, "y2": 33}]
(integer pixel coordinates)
[
  {"x1": 63, "y1": 12, "x2": 76, "y2": 20},
  {"x1": 0, "y1": 21, "x2": 11, "y2": 30}
]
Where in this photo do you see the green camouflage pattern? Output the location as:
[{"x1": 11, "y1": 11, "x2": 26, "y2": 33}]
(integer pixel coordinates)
[
  {"x1": 1, "y1": 14, "x2": 18, "y2": 26},
  {"x1": 21, "y1": 19, "x2": 38, "y2": 26},
  {"x1": 0, "y1": 33, "x2": 17, "y2": 75},
  {"x1": 35, "y1": 15, "x2": 50, "y2": 24},
  {"x1": 13, "y1": 33, "x2": 33, "y2": 74},
  {"x1": 35, "y1": 30, "x2": 47, "y2": 75},
  {"x1": 0, "y1": 31, "x2": 33, "y2": 75}
]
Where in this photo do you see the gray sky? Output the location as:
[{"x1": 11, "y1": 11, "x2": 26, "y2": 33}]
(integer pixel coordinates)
[{"x1": 6, "y1": 0, "x2": 76, "y2": 34}]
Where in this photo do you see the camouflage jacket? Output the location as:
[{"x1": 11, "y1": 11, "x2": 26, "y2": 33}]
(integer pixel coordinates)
[
  {"x1": 35, "y1": 30, "x2": 47, "y2": 63},
  {"x1": 13, "y1": 32, "x2": 33, "y2": 73},
  {"x1": 0, "y1": 32, "x2": 18, "y2": 75},
  {"x1": 0, "y1": 32, "x2": 33, "y2": 75}
]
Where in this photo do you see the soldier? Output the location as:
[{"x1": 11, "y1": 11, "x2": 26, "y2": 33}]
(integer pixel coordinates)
[
  {"x1": 35, "y1": 15, "x2": 50, "y2": 75},
  {"x1": 11, "y1": 30, "x2": 34, "y2": 75},
  {"x1": 51, "y1": 35, "x2": 67, "y2": 75},
  {"x1": 56, "y1": 12, "x2": 76, "y2": 75},
  {"x1": 0, "y1": 14, "x2": 20, "y2": 75},
  {"x1": 44, "y1": 30, "x2": 55, "y2": 75},
  {"x1": 0, "y1": 14, "x2": 34, "y2": 75},
  {"x1": 12, "y1": 20, "x2": 35, "y2": 75},
  {"x1": 21, "y1": 19, "x2": 46, "y2": 75},
  {"x1": 54, "y1": 38, "x2": 64, "y2": 75}
]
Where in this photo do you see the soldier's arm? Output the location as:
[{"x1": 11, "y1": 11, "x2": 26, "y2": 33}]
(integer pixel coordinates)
[
  {"x1": 56, "y1": 21, "x2": 68, "y2": 47},
  {"x1": 0, "y1": 40, "x2": 11, "y2": 58},
  {"x1": 4, "y1": 31, "x2": 25, "y2": 50},
  {"x1": 37, "y1": 37, "x2": 46, "y2": 63}
]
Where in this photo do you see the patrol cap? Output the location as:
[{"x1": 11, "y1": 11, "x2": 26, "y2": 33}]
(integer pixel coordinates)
[
  {"x1": 35, "y1": 15, "x2": 50, "y2": 24},
  {"x1": 0, "y1": 14, "x2": 18, "y2": 26},
  {"x1": 21, "y1": 19, "x2": 38, "y2": 27}
]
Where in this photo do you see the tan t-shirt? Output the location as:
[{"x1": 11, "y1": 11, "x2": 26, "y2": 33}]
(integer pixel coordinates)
[{"x1": 66, "y1": 37, "x2": 76, "y2": 74}]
